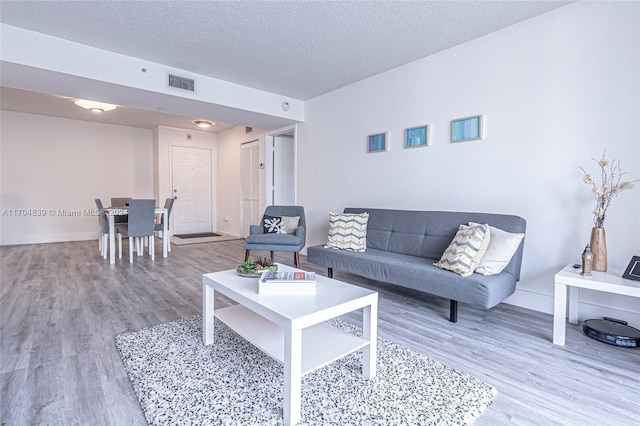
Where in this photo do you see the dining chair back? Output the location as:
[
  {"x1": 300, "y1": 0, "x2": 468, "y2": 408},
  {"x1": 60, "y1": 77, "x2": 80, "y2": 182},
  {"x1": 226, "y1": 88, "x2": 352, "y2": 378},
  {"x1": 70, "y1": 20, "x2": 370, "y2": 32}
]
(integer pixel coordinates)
[
  {"x1": 120, "y1": 199, "x2": 156, "y2": 263},
  {"x1": 155, "y1": 198, "x2": 175, "y2": 252},
  {"x1": 110, "y1": 197, "x2": 131, "y2": 223},
  {"x1": 95, "y1": 198, "x2": 123, "y2": 259}
]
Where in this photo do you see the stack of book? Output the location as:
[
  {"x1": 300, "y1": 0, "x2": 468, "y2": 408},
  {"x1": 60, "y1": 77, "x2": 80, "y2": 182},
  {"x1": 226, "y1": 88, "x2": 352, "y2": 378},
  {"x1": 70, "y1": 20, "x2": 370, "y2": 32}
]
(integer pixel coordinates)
[{"x1": 258, "y1": 271, "x2": 317, "y2": 295}]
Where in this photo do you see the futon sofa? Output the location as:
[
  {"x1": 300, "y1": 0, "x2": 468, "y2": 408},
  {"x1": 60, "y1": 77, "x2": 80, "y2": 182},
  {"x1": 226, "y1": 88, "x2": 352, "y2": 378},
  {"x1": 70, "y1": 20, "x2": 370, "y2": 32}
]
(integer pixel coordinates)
[{"x1": 307, "y1": 208, "x2": 526, "y2": 322}]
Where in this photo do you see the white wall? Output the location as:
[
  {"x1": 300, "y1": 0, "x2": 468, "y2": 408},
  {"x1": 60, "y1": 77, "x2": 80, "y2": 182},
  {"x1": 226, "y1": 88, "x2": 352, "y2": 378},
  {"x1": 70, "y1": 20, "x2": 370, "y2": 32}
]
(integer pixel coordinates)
[
  {"x1": 297, "y1": 2, "x2": 640, "y2": 321},
  {"x1": 0, "y1": 110, "x2": 153, "y2": 244}
]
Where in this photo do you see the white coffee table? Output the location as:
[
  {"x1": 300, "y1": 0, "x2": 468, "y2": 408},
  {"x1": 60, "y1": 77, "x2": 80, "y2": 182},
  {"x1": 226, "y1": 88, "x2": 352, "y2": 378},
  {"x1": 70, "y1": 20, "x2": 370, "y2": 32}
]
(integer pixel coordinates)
[
  {"x1": 202, "y1": 264, "x2": 378, "y2": 426},
  {"x1": 553, "y1": 264, "x2": 640, "y2": 346}
]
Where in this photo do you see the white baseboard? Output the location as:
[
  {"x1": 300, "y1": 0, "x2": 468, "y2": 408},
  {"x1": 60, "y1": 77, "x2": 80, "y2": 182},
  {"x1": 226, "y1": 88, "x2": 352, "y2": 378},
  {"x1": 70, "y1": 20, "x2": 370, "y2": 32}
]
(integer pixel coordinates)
[
  {"x1": 505, "y1": 288, "x2": 640, "y2": 325},
  {"x1": 0, "y1": 232, "x2": 97, "y2": 246},
  {"x1": 213, "y1": 231, "x2": 242, "y2": 238}
]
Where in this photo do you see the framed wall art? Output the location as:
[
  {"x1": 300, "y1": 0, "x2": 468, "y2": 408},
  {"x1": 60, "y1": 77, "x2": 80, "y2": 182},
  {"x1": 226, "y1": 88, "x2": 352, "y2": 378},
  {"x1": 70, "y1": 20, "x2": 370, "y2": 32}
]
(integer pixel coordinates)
[
  {"x1": 622, "y1": 256, "x2": 640, "y2": 281},
  {"x1": 404, "y1": 125, "x2": 430, "y2": 149},
  {"x1": 451, "y1": 115, "x2": 483, "y2": 142},
  {"x1": 367, "y1": 132, "x2": 388, "y2": 153}
]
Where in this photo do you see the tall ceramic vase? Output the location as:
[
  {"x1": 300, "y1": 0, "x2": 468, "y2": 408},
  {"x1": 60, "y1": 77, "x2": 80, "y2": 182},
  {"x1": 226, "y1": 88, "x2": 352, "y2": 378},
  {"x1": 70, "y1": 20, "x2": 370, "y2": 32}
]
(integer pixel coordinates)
[{"x1": 590, "y1": 227, "x2": 607, "y2": 272}]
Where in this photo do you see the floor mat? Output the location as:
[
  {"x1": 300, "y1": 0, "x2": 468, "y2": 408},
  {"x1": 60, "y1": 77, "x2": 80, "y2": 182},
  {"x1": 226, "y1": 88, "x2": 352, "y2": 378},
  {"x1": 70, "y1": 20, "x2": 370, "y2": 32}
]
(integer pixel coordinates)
[{"x1": 174, "y1": 232, "x2": 221, "y2": 239}]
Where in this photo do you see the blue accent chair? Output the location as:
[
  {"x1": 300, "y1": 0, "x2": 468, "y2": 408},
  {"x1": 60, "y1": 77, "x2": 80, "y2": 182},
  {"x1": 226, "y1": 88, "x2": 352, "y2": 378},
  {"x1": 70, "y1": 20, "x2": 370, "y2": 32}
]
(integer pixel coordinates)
[{"x1": 244, "y1": 206, "x2": 306, "y2": 268}]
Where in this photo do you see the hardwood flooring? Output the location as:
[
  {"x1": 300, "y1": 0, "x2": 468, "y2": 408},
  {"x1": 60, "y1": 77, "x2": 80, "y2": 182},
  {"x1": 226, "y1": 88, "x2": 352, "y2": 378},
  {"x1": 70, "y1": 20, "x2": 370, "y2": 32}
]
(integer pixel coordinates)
[{"x1": 1, "y1": 240, "x2": 638, "y2": 425}]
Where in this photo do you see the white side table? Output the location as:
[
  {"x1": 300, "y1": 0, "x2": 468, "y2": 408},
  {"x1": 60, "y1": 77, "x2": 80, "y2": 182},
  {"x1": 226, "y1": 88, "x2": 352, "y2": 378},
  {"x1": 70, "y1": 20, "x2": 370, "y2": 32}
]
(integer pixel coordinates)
[{"x1": 553, "y1": 264, "x2": 640, "y2": 346}]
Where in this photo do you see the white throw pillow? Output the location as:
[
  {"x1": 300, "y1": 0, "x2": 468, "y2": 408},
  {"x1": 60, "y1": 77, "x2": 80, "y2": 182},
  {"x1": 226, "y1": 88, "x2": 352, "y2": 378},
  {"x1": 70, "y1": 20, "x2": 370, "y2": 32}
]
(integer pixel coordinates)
[
  {"x1": 469, "y1": 222, "x2": 524, "y2": 276},
  {"x1": 324, "y1": 212, "x2": 369, "y2": 252},
  {"x1": 435, "y1": 224, "x2": 490, "y2": 277},
  {"x1": 280, "y1": 216, "x2": 300, "y2": 234}
]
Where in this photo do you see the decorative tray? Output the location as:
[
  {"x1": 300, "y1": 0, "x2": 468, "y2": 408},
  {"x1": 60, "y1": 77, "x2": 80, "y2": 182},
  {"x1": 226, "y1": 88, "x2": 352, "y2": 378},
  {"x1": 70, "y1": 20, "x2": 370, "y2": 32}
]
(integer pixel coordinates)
[{"x1": 236, "y1": 263, "x2": 278, "y2": 278}]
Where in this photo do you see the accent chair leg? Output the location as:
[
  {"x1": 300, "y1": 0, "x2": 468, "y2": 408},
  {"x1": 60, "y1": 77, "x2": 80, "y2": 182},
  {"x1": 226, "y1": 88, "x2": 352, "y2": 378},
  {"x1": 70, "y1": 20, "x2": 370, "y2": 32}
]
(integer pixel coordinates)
[
  {"x1": 245, "y1": 250, "x2": 250, "y2": 262},
  {"x1": 449, "y1": 300, "x2": 458, "y2": 323},
  {"x1": 328, "y1": 268, "x2": 333, "y2": 278},
  {"x1": 293, "y1": 252, "x2": 300, "y2": 269}
]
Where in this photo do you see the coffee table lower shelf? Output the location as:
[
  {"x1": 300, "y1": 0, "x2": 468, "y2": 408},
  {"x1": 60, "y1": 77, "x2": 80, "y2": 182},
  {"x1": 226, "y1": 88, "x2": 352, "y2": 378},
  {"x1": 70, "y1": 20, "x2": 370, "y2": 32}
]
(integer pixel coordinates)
[{"x1": 216, "y1": 304, "x2": 369, "y2": 375}]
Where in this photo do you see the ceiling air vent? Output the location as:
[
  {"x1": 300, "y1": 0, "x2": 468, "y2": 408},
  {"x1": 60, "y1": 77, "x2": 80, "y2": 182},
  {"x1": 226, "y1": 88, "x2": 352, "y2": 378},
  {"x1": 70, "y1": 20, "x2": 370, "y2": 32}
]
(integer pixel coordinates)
[{"x1": 167, "y1": 73, "x2": 196, "y2": 92}]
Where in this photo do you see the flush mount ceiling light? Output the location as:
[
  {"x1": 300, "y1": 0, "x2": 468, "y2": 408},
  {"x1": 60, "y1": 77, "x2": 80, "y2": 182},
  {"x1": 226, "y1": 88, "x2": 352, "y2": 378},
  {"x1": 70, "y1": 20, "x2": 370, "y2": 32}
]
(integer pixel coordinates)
[
  {"x1": 74, "y1": 99, "x2": 118, "y2": 113},
  {"x1": 192, "y1": 120, "x2": 215, "y2": 128}
]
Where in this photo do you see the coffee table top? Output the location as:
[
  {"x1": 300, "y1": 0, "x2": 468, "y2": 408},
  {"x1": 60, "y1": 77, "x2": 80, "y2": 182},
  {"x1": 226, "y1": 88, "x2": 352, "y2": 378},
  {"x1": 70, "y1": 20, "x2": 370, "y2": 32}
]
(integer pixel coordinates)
[{"x1": 203, "y1": 264, "x2": 378, "y2": 329}]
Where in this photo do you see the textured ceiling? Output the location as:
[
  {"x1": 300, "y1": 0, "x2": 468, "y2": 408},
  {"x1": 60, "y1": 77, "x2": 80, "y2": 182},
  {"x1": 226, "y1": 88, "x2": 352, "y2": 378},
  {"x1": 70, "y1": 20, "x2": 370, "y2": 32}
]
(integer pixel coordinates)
[{"x1": 0, "y1": 0, "x2": 572, "y2": 101}]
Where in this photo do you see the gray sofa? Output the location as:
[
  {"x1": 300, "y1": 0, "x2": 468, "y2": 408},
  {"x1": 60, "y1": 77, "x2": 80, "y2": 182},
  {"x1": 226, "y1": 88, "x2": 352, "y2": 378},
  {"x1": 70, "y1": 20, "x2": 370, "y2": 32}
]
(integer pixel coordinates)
[{"x1": 306, "y1": 208, "x2": 526, "y2": 322}]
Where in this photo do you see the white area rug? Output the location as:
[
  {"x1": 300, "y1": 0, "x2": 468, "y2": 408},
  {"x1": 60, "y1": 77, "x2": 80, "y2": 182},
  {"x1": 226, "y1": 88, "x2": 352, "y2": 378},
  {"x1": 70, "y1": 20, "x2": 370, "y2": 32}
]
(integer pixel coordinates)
[{"x1": 115, "y1": 316, "x2": 497, "y2": 425}]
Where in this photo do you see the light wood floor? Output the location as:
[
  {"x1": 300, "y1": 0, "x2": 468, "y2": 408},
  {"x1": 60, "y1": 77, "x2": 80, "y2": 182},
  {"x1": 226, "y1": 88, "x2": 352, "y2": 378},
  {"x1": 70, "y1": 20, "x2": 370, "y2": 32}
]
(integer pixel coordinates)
[{"x1": 1, "y1": 239, "x2": 638, "y2": 425}]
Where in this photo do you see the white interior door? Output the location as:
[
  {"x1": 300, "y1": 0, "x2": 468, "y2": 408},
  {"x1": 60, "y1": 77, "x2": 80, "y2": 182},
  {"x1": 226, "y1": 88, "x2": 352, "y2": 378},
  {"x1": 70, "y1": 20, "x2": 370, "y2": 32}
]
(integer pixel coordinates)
[
  {"x1": 273, "y1": 134, "x2": 295, "y2": 205},
  {"x1": 241, "y1": 140, "x2": 260, "y2": 237},
  {"x1": 172, "y1": 146, "x2": 212, "y2": 235}
]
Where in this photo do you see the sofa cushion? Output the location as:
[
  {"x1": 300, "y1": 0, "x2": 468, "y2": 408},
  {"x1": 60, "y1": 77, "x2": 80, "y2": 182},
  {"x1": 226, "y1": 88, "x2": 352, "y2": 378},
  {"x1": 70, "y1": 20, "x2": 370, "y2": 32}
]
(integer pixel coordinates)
[
  {"x1": 435, "y1": 224, "x2": 490, "y2": 277},
  {"x1": 306, "y1": 245, "x2": 518, "y2": 309},
  {"x1": 469, "y1": 222, "x2": 524, "y2": 276},
  {"x1": 324, "y1": 212, "x2": 369, "y2": 252}
]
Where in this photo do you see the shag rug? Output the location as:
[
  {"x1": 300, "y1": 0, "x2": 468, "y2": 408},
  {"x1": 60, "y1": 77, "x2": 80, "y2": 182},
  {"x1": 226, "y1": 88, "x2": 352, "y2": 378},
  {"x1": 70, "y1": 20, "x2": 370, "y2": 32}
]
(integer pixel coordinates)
[{"x1": 115, "y1": 316, "x2": 497, "y2": 425}]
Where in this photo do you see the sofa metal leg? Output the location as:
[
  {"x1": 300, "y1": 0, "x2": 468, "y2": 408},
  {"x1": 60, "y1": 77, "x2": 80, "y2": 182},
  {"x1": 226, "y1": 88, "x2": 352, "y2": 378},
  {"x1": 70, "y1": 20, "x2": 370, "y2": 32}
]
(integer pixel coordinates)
[
  {"x1": 293, "y1": 252, "x2": 300, "y2": 269},
  {"x1": 449, "y1": 300, "x2": 458, "y2": 323},
  {"x1": 244, "y1": 250, "x2": 250, "y2": 262},
  {"x1": 328, "y1": 268, "x2": 333, "y2": 278},
  {"x1": 270, "y1": 251, "x2": 274, "y2": 261}
]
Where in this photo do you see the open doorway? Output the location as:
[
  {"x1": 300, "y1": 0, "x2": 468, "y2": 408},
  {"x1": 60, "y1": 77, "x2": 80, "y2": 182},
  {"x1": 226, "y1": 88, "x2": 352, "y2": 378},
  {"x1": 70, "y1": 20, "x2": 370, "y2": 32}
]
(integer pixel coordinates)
[{"x1": 266, "y1": 125, "x2": 296, "y2": 206}]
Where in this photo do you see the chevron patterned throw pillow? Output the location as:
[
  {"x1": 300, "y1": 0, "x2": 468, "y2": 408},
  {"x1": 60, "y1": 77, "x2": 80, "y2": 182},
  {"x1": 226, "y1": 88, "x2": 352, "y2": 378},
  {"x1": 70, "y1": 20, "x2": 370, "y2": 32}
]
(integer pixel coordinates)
[
  {"x1": 435, "y1": 224, "x2": 491, "y2": 277},
  {"x1": 324, "y1": 212, "x2": 369, "y2": 252}
]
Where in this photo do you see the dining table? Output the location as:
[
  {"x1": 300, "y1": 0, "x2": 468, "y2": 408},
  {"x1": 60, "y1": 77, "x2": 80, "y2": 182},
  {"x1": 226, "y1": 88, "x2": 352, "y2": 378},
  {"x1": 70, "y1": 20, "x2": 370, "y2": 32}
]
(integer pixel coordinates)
[{"x1": 104, "y1": 206, "x2": 169, "y2": 264}]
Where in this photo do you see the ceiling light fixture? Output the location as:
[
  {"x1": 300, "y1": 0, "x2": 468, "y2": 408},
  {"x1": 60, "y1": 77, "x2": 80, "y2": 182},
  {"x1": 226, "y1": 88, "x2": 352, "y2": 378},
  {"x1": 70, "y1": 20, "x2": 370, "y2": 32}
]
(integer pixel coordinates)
[
  {"x1": 74, "y1": 99, "x2": 118, "y2": 113},
  {"x1": 192, "y1": 120, "x2": 215, "y2": 128}
]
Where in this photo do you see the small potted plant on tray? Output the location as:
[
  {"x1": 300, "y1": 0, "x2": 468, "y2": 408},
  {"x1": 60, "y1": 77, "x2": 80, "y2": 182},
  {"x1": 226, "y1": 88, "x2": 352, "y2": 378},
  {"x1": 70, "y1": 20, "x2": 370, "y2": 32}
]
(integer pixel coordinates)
[{"x1": 237, "y1": 256, "x2": 278, "y2": 277}]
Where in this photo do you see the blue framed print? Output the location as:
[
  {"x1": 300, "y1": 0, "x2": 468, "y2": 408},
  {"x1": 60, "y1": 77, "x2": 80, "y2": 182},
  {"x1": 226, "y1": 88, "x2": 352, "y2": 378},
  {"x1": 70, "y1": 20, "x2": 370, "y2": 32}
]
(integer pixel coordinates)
[
  {"x1": 404, "y1": 125, "x2": 430, "y2": 148},
  {"x1": 451, "y1": 115, "x2": 483, "y2": 142},
  {"x1": 367, "y1": 132, "x2": 388, "y2": 153}
]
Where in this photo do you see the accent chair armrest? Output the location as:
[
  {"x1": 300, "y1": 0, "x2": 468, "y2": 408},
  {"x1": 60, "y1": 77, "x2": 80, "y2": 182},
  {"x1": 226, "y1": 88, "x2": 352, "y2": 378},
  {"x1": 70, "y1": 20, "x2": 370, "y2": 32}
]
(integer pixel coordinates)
[{"x1": 249, "y1": 224, "x2": 264, "y2": 235}]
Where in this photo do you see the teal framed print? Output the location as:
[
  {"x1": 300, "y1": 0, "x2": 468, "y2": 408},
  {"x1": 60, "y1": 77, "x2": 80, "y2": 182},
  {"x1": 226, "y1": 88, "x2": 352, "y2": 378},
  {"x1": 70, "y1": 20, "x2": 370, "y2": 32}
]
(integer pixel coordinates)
[
  {"x1": 367, "y1": 132, "x2": 388, "y2": 153},
  {"x1": 451, "y1": 115, "x2": 483, "y2": 142},
  {"x1": 404, "y1": 125, "x2": 430, "y2": 149}
]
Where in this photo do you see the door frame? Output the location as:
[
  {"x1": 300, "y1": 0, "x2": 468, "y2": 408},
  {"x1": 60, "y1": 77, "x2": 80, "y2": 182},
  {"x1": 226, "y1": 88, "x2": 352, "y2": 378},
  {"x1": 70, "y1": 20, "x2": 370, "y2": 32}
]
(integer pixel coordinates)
[
  {"x1": 154, "y1": 127, "x2": 217, "y2": 239},
  {"x1": 170, "y1": 145, "x2": 214, "y2": 235},
  {"x1": 265, "y1": 124, "x2": 297, "y2": 206},
  {"x1": 240, "y1": 139, "x2": 261, "y2": 237}
]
